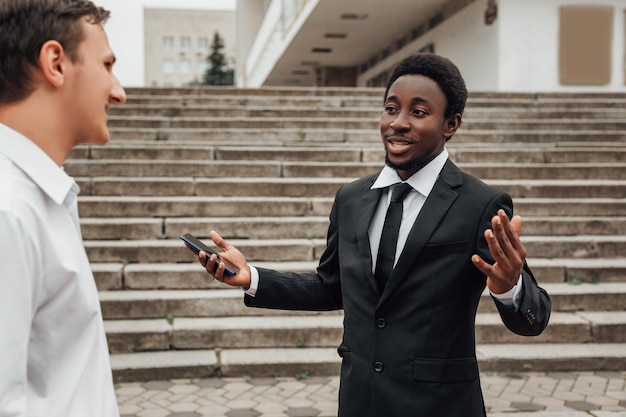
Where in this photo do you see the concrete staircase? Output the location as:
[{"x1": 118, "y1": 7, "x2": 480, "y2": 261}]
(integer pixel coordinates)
[{"x1": 68, "y1": 87, "x2": 626, "y2": 382}]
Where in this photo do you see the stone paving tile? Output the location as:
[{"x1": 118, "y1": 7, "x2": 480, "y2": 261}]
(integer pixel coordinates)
[
  {"x1": 566, "y1": 400, "x2": 601, "y2": 411},
  {"x1": 285, "y1": 407, "x2": 320, "y2": 417},
  {"x1": 510, "y1": 402, "x2": 546, "y2": 412},
  {"x1": 115, "y1": 372, "x2": 626, "y2": 417}
]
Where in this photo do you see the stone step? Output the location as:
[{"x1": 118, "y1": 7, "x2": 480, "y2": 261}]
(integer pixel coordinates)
[
  {"x1": 80, "y1": 216, "x2": 626, "y2": 241},
  {"x1": 91, "y1": 258, "x2": 626, "y2": 292},
  {"x1": 84, "y1": 234, "x2": 626, "y2": 263},
  {"x1": 97, "y1": 283, "x2": 626, "y2": 320},
  {"x1": 76, "y1": 196, "x2": 626, "y2": 218},
  {"x1": 69, "y1": 143, "x2": 626, "y2": 164},
  {"x1": 107, "y1": 104, "x2": 626, "y2": 120},
  {"x1": 66, "y1": 160, "x2": 626, "y2": 180},
  {"x1": 122, "y1": 93, "x2": 626, "y2": 108},
  {"x1": 122, "y1": 87, "x2": 626, "y2": 100},
  {"x1": 123, "y1": 86, "x2": 385, "y2": 97},
  {"x1": 76, "y1": 177, "x2": 625, "y2": 199},
  {"x1": 106, "y1": 127, "x2": 626, "y2": 143},
  {"x1": 103, "y1": 311, "x2": 626, "y2": 354},
  {"x1": 109, "y1": 343, "x2": 626, "y2": 381},
  {"x1": 123, "y1": 87, "x2": 626, "y2": 98},
  {"x1": 106, "y1": 116, "x2": 626, "y2": 131}
]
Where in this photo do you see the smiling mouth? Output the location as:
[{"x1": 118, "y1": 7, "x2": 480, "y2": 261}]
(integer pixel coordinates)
[{"x1": 385, "y1": 136, "x2": 415, "y2": 147}]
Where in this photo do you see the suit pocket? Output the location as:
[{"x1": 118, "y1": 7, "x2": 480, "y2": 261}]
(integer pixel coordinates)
[
  {"x1": 421, "y1": 241, "x2": 467, "y2": 258},
  {"x1": 412, "y1": 357, "x2": 479, "y2": 382}
]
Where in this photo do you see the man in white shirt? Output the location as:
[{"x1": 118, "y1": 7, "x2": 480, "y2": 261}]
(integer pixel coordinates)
[
  {"x1": 189, "y1": 53, "x2": 551, "y2": 417},
  {"x1": 0, "y1": 1, "x2": 126, "y2": 416}
]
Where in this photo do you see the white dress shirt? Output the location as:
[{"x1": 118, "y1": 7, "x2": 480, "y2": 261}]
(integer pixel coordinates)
[
  {"x1": 247, "y1": 148, "x2": 521, "y2": 306},
  {"x1": 0, "y1": 123, "x2": 119, "y2": 417}
]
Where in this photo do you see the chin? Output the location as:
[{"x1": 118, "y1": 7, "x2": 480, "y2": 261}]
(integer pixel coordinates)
[{"x1": 385, "y1": 153, "x2": 423, "y2": 171}]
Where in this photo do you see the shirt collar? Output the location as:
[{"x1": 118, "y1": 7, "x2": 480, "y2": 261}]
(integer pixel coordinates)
[
  {"x1": 0, "y1": 122, "x2": 77, "y2": 205},
  {"x1": 371, "y1": 148, "x2": 449, "y2": 197}
]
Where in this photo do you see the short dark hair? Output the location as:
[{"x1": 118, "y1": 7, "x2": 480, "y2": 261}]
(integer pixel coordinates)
[
  {"x1": 0, "y1": 0, "x2": 110, "y2": 105},
  {"x1": 384, "y1": 53, "x2": 467, "y2": 118}
]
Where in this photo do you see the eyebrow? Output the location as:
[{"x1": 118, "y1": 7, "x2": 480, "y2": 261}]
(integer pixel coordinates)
[{"x1": 385, "y1": 95, "x2": 431, "y2": 106}]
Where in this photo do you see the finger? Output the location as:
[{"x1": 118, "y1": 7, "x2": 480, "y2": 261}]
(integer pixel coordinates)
[
  {"x1": 198, "y1": 250, "x2": 208, "y2": 268},
  {"x1": 209, "y1": 230, "x2": 231, "y2": 251},
  {"x1": 497, "y1": 211, "x2": 527, "y2": 261},
  {"x1": 214, "y1": 260, "x2": 226, "y2": 281},
  {"x1": 484, "y1": 227, "x2": 506, "y2": 264},
  {"x1": 204, "y1": 253, "x2": 219, "y2": 274},
  {"x1": 493, "y1": 211, "x2": 520, "y2": 259},
  {"x1": 472, "y1": 254, "x2": 493, "y2": 276},
  {"x1": 510, "y1": 215, "x2": 523, "y2": 236}
]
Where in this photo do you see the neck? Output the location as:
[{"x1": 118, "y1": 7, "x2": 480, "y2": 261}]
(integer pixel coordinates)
[{"x1": 0, "y1": 95, "x2": 73, "y2": 166}]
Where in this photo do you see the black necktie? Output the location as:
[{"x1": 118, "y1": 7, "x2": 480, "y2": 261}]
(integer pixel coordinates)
[{"x1": 375, "y1": 182, "x2": 413, "y2": 292}]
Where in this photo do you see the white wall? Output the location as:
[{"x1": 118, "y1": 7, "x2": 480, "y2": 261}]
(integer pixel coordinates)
[
  {"x1": 356, "y1": 0, "x2": 499, "y2": 91},
  {"x1": 97, "y1": 0, "x2": 236, "y2": 87},
  {"x1": 434, "y1": 0, "x2": 499, "y2": 91},
  {"x1": 498, "y1": 0, "x2": 626, "y2": 91}
]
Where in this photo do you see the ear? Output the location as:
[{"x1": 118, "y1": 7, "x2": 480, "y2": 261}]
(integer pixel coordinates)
[
  {"x1": 38, "y1": 40, "x2": 67, "y2": 88},
  {"x1": 443, "y1": 113, "x2": 462, "y2": 141}
]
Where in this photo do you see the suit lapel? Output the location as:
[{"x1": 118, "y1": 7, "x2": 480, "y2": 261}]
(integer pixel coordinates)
[
  {"x1": 355, "y1": 175, "x2": 383, "y2": 294},
  {"x1": 378, "y1": 160, "x2": 463, "y2": 306}
]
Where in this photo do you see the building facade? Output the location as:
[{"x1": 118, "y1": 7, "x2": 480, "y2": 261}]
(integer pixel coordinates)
[
  {"x1": 144, "y1": 8, "x2": 236, "y2": 87},
  {"x1": 236, "y1": 0, "x2": 626, "y2": 92}
]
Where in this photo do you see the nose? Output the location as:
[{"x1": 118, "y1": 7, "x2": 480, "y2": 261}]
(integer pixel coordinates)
[
  {"x1": 389, "y1": 111, "x2": 410, "y2": 131},
  {"x1": 110, "y1": 74, "x2": 127, "y2": 104}
]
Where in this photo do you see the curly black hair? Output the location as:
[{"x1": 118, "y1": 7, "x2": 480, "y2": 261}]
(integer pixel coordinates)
[{"x1": 384, "y1": 53, "x2": 467, "y2": 118}]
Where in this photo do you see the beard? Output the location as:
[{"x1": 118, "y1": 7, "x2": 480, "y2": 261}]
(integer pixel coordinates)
[{"x1": 384, "y1": 152, "x2": 427, "y2": 172}]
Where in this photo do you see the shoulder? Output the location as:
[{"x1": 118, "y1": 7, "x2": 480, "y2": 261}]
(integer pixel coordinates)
[
  {"x1": 336, "y1": 172, "x2": 379, "y2": 197},
  {"x1": 444, "y1": 160, "x2": 507, "y2": 197},
  {"x1": 0, "y1": 155, "x2": 46, "y2": 230}
]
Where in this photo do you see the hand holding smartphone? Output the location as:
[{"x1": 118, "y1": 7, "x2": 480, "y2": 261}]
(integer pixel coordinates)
[{"x1": 180, "y1": 233, "x2": 238, "y2": 277}]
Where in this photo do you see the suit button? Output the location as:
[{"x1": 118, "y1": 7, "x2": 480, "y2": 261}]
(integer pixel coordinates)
[
  {"x1": 376, "y1": 318, "x2": 386, "y2": 328},
  {"x1": 374, "y1": 362, "x2": 384, "y2": 372}
]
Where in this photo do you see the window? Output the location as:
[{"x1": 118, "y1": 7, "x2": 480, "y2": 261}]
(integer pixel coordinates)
[
  {"x1": 180, "y1": 59, "x2": 192, "y2": 74},
  {"x1": 162, "y1": 59, "x2": 175, "y2": 74},
  {"x1": 197, "y1": 60, "x2": 208, "y2": 75},
  {"x1": 163, "y1": 36, "x2": 174, "y2": 50},
  {"x1": 180, "y1": 36, "x2": 191, "y2": 52},
  {"x1": 198, "y1": 37, "x2": 209, "y2": 52}
]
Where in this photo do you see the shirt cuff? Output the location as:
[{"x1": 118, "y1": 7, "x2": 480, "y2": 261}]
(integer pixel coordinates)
[
  {"x1": 490, "y1": 273, "x2": 523, "y2": 309},
  {"x1": 243, "y1": 265, "x2": 259, "y2": 297}
]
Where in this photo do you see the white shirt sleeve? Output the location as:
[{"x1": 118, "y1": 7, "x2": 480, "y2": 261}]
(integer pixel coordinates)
[
  {"x1": 0, "y1": 213, "x2": 36, "y2": 416},
  {"x1": 244, "y1": 265, "x2": 259, "y2": 297},
  {"x1": 490, "y1": 273, "x2": 524, "y2": 310}
]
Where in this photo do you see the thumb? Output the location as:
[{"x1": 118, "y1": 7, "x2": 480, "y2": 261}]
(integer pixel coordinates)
[
  {"x1": 209, "y1": 230, "x2": 230, "y2": 251},
  {"x1": 510, "y1": 215, "x2": 523, "y2": 236}
]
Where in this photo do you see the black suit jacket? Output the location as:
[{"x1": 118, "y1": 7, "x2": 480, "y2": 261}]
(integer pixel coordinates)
[{"x1": 245, "y1": 160, "x2": 551, "y2": 417}]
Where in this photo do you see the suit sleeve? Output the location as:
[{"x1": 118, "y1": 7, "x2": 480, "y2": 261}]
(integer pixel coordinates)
[
  {"x1": 244, "y1": 191, "x2": 343, "y2": 311},
  {"x1": 477, "y1": 192, "x2": 551, "y2": 336}
]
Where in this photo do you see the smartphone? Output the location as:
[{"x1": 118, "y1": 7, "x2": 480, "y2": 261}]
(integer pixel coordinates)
[{"x1": 180, "y1": 233, "x2": 237, "y2": 277}]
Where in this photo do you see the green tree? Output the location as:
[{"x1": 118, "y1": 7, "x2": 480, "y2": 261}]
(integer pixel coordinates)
[{"x1": 202, "y1": 31, "x2": 234, "y2": 85}]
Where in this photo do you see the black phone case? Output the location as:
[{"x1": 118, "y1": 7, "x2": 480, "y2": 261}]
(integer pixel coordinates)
[{"x1": 180, "y1": 233, "x2": 237, "y2": 276}]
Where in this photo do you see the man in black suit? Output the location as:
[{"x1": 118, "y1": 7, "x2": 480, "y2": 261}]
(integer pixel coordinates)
[{"x1": 195, "y1": 53, "x2": 551, "y2": 417}]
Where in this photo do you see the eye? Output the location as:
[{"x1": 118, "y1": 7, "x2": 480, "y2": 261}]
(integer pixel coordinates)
[
  {"x1": 384, "y1": 105, "x2": 398, "y2": 114},
  {"x1": 412, "y1": 108, "x2": 427, "y2": 116}
]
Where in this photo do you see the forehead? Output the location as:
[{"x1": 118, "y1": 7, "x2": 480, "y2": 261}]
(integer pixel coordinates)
[
  {"x1": 77, "y1": 19, "x2": 113, "y2": 56},
  {"x1": 386, "y1": 74, "x2": 447, "y2": 111}
]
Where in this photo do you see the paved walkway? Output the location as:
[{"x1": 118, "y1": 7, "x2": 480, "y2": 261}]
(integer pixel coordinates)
[{"x1": 115, "y1": 371, "x2": 626, "y2": 417}]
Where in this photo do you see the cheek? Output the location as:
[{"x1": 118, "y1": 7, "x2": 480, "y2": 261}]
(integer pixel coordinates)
[{"x1": 379, "y1": 115, "x2": 391, "y2": 131}]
